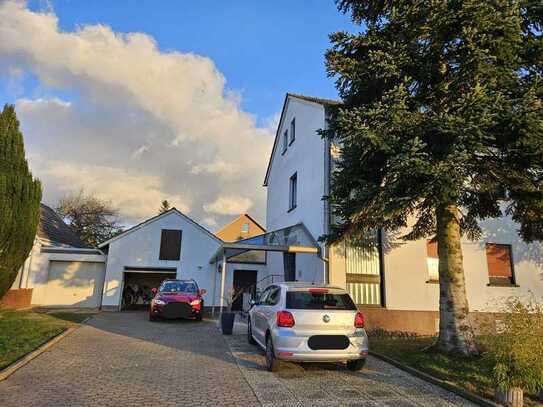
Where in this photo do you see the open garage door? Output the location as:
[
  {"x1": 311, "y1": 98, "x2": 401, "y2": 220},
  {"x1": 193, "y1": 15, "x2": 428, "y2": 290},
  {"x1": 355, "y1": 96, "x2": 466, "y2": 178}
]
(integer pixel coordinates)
[{"x1": 122, "y1": 268, "x2": 176, "y2": 310}]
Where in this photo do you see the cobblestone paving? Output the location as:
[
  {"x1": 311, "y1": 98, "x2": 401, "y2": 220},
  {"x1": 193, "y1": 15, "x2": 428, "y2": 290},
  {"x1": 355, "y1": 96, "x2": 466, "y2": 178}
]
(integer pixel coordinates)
[
  {"x1": 225, "y1": 322, "x2": 477, "y2": 407},
  {"x1": 0, "y1": 312, "x2": 258, "y2": 407},
  {"x1": 0, "y1": 311, "x2": 476, "y2": 407}
]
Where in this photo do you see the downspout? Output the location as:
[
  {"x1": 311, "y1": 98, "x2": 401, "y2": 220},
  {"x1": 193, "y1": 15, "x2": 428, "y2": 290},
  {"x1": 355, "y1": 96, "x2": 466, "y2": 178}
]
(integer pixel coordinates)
[{"x1": 322, "y1": 107, "x2": 332, "y2": 284}]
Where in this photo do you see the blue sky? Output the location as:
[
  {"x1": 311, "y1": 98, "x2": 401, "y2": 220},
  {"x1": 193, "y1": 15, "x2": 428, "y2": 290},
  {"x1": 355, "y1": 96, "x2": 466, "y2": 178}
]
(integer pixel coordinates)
[
  {"x1": 22, "y1": 0, "x2": 356, "y2": 125},
  {"x1": 0, "y1": 1, "x2": 357, "y2": 228}
]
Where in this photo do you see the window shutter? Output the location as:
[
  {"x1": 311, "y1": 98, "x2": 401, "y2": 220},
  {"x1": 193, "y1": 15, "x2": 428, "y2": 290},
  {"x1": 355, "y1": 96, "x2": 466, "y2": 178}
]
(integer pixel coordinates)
[
  {"x1": 159, "y1": 229, "x2": 182, "y2": 260},
  {"x1": 485, "y1": 243, "x2": 514, "y2": 285},
  {"x1": 426, "y1": 240, "x2": 438, "y2": 258}
]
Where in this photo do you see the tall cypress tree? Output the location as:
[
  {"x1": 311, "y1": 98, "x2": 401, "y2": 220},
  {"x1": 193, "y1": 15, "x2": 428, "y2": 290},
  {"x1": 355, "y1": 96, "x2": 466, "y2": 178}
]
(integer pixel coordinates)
[
  {"x1": 0, "y1": 104, "x2": 42, "y2": 298},
  {"x1": 324, "y1": 1, "x2": 543, "y2": 355}
]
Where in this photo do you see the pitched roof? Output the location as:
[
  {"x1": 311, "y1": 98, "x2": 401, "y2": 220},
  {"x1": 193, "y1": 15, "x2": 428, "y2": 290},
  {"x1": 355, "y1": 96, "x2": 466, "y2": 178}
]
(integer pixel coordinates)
[
  {"x1": 214, "y1": 213, "x2": 266, "y2": 242},
  {"x1": 263, "y1": 93, "x2": 342, "y2": 187},
  {"x1": 286, "y1": 93, "x2": 341, "y2": 106},
  {"x1": 98, "y1": 208, "x2": 222, "y2": 248},
  {"x1": 38, "y1": 204, "x2": 88, "y2": 248}
]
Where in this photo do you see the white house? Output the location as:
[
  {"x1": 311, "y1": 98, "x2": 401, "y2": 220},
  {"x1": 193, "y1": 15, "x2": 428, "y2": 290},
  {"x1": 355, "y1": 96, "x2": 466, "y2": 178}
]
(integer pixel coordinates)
[
  {"x1": 6, "y1": 205, "x2": 270, "y2": 312},
  {"x1": 262, "y1": 93, "x2": 543, "y2": 334},
  {"x1": 5, "y1": 204, "x2": 106, "y2": 309},
  {"x1": 98, "y1": 208, "x2": 266, "y2": 312}
]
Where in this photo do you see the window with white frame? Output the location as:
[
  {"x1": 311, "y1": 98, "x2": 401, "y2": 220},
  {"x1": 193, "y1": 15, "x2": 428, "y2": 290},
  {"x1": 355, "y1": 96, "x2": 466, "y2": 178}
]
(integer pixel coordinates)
[
  {"x1": 289, "y1": 173, "x2": 297, "y2": 211},
  {"x1": 289, "y1": 118, "x2": 296, "y2": 144},
  {"x1": 241, "y1": 223, "x2": 249, "y2": 234}
]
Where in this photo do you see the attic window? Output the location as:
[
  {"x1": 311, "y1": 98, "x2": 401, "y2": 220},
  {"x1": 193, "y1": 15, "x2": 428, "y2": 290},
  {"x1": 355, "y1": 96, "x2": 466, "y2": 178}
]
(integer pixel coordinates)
[
  {"x1": 241, "y1": 223, "x2": 249, "y2": 233},
  {"x1": 289, "y1": 118, "x2": 296, "y2": 145},
  {"x1": 159, "y1": 229, "x2": 182, "y2": 261},
  {"x1": 282, "y1": 129, "x2": 288, "y2": 154}
]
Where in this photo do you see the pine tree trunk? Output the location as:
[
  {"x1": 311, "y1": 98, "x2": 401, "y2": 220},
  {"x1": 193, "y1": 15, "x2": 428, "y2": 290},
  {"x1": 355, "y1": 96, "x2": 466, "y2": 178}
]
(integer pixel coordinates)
[{"x1": 435, "y1": 203, "x2": 479, "y2": 356}]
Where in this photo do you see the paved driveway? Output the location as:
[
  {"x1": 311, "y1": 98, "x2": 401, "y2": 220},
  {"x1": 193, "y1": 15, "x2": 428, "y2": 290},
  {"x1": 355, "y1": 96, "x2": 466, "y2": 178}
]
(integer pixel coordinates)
[
  {"x1": 0, "y1": 312, "x2": 474, "y2": 406},
  {"x1": 0, "y1": 311, "x2": 258, "y2": 407}
]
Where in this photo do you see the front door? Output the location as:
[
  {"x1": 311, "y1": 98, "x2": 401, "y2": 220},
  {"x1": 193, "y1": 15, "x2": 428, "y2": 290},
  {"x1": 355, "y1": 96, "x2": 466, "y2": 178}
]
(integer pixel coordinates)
[
  {"x1": 283, "y1": 252, "x2": 296, "y2": 281},
  {"x1": 232, "y1": 270, "x2": 257, "y2": 311}
]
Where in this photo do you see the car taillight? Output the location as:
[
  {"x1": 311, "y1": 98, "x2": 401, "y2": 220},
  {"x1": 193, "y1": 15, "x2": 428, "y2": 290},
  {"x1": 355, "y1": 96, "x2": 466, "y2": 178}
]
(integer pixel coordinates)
[
  {"x1": 354, "y1": 311, "x2": 365, "y2": 328},
  {"x1": 277, "y1": 311, "x2": 295, "y2": 328}
]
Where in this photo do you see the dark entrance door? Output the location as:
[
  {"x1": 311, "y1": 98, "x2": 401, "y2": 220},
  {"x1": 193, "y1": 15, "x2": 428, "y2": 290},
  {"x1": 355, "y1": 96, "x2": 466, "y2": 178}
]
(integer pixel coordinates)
[
  {"x1": 283, "y1": 253, "x2": 296, "y2": 281},
  {"x1": 232, "y1": 270, "x2": 257, "y2": 311}
]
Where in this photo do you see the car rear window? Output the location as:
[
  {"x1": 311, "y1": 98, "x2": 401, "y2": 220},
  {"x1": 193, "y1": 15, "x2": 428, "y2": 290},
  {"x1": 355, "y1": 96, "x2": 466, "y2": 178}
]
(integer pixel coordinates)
[{"x1": 286, "y1": 291, "x2": 357, "y2": 310}]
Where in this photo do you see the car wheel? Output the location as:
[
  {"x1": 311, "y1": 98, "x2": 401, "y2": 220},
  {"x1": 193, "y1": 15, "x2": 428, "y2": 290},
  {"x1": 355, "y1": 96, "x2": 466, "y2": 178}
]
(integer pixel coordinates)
[
  {"x1": 247, "y1": 318, "x2": 256, "y2": 344},
  {"x1": 195, "y1": 312, "x2": 203, "y2": 321},
  {"x1": 347, "y1": 358, "x2": 366, "y2": 371},
  {"x1": 265, "y1": 335, "x2": 279, "y2": 372}
]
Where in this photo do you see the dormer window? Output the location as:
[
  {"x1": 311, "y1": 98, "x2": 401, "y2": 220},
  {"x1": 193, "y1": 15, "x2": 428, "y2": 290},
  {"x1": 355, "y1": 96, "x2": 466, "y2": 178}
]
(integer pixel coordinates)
[
  {"x1": 282, "y1": 129, "x2": 288, "y2": 154},
  {"x1": 289, "y1": 118, "x2": 296, "y2": 145}
]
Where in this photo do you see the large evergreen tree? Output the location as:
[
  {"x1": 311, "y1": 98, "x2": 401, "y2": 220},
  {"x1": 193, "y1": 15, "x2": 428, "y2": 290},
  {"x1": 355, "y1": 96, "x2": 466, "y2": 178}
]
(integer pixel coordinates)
[
  {"x1": 0, "y1": 104, "x2": 42, "y2": 298},
  {"x1": 324, "y1": 0, "x2": 543, "y2": 355}
]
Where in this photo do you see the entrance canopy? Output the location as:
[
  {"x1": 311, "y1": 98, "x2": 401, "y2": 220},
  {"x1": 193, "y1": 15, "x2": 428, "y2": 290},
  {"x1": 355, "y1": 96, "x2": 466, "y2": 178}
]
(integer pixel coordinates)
[
  {"x1": 209, "y1": 223, "x2": 321, "y2": 315},
  {"x1": 209, "y1": 223, "x2": 320, "y2": 264}
]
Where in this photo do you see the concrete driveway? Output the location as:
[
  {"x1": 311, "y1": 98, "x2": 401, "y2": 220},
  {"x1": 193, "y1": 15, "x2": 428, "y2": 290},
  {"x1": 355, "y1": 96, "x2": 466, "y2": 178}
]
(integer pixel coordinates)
[{"x1": 0, "y1": 312, "x2": 474, "y2": 406}]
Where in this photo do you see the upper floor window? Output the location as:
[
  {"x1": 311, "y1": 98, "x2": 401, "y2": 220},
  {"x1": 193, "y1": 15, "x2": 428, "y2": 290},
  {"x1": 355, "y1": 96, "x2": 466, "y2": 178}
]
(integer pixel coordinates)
[
  {"x1": 241, "y1": 223, "x2": 249, "y2": 233},
  {"x1": 289, "y1": 172, "x2": 297, "y2": 211},
  {"x1": 289, "y1": 118, "x2": 296, "y2": 145},
  {"x1": 159, "y1": 229, "x2": 182, "y2": 260},
  {"x1": 282, "y1": 129, "x2": 288, "y2": 154},
  {"x1": 426, "y1": 239, "x2": 439, "y2": 282},
  {"x1": 486, "y1": 243, "x2": 516, "y2": 286}
]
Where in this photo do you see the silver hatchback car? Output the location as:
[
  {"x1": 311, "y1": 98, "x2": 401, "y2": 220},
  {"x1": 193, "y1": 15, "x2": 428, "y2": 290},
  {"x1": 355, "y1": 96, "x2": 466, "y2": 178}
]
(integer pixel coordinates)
[{"x1": 247, "y1": 282, "x2": 369, "y2": 372}]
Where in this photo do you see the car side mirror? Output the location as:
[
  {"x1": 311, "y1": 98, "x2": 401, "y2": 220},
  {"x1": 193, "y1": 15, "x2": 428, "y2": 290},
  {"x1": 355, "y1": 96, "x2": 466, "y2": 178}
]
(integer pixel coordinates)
[
  {"x1": 199, "y1": 289, "x2": 207, "y2": 296},
  {"x1": 151, "y1": 288, "x2": 157, "y2": 295}
]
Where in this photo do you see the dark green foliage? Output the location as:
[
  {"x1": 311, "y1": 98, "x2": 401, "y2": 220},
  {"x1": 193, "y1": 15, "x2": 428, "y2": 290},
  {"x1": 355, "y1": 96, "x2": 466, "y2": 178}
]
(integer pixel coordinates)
[
  {"x1": 324, "y1": 0, "x2": 543, "y2": 245},
  {"x1": 0, "y1": 104, "x2": 42, "y2": 298},
  {"x1": 159, "y1": 200, "x2": 171, "y2": 214}
]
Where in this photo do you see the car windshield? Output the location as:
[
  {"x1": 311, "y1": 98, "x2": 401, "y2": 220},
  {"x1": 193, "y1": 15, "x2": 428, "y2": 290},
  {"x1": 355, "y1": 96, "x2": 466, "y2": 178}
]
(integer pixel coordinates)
[
  {"x1": 160, "y1": 281, "x2": 197, "y2": 293},
  {"x1": 286, "y1": 291, "x2": 357, "y2": 310}
]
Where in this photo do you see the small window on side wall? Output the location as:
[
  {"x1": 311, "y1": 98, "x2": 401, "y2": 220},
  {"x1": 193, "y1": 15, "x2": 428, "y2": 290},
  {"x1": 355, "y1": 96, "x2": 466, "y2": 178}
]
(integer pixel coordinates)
[
  {"x1": 289, "y1": 172, "x2": 297, "y2": 211},
  {"x1": 289, "y1": 118, "x2": 295, "y2": 145},
  {"x1": 426, "y1": 239, "x2": 439, "y2": 282},
  {"x1": 486, "y1": 243, "x2": 516, "y2": 286},
  {"x1": 159, "y1": 229, "x2": 182, "y2": 260},
  {"x1": 241, "y1": 223, "x2": 249, "y2": 233},
  {"x1": 282, "y1": 129, "x2": 288, "y2": 154}
]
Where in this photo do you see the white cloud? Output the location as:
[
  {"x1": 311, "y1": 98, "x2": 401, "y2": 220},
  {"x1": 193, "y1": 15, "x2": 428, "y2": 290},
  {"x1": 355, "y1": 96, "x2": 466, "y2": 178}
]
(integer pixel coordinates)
[
  {"x1": 0, "y1": 1, "x2": 272, "y2": 226},
  {"x1": 204, "y1": 196, "x2": 252, "y2": 216}
]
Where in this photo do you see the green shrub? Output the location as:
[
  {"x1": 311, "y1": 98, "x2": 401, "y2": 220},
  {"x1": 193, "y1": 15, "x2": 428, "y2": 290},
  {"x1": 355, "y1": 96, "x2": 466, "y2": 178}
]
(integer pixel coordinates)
[{"x1": 486, "y1": 296, "x2": 543, "y2": 393}]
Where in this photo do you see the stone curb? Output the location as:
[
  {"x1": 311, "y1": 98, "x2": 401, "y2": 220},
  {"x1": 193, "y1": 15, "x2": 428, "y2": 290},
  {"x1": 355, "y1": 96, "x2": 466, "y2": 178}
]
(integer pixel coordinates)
[
  {"x1": 0, "y1": 315, "x2": 92, "y2": 382},
  {"x1": 369, "y1": 350, "x2": 499, "y2": 407}
]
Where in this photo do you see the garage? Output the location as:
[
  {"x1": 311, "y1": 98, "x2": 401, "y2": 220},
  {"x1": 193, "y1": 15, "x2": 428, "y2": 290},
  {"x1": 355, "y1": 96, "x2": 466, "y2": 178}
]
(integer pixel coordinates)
[
  {"x1": 121, "y1": 268, "x2": 176, "y2": 310},
  {"x1": 44, "y1": 261, "x2": 105, "y2": 308}
]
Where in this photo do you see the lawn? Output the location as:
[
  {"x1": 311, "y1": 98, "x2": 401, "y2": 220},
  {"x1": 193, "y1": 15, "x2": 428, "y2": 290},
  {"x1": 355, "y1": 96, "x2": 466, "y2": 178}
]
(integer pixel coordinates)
[
  {"x1": 369, "y1": 335, "x2": 540, "y2": 405},
  {"x1": 0, "y1": 308, "x2": 91, "y2": 370}
]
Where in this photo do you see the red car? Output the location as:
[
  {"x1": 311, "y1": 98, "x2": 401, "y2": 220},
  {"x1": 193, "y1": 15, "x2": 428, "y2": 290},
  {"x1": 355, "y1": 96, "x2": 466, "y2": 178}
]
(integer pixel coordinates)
[{"x1": 149, "y1": 279, "x2": 206, "y2": 321}]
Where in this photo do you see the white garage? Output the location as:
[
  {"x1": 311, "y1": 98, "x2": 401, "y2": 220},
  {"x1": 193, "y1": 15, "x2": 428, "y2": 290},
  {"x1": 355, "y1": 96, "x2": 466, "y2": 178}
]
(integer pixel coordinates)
[{"x1": 44, "y1": 261, "x2": 105, "y2": 308}]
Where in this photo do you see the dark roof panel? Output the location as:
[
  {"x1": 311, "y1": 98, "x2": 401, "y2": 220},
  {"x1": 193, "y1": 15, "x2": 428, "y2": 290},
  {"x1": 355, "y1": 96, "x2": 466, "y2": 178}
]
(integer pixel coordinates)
[{"x1": 38, "y1": 204, "x2": 89, "y2": 248}]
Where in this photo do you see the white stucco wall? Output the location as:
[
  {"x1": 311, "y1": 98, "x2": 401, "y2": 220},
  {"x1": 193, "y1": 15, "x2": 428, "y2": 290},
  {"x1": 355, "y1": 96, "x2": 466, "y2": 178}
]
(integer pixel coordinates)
[
  {"x1": 265, "y1": 96, "x2": 328, "y2": 284},
  {"x1": 17, "y1": 241, "x2": 107, "y2": 307},
  {"x1": 383, "y1": 216, "x2": 543, "y2": 312},
  {"x1": 266, "y1": 97, "x2": 327, "y2": 241},
  {"x1": 101, "y1": 211, "x2": 223, "y2": 308}
]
